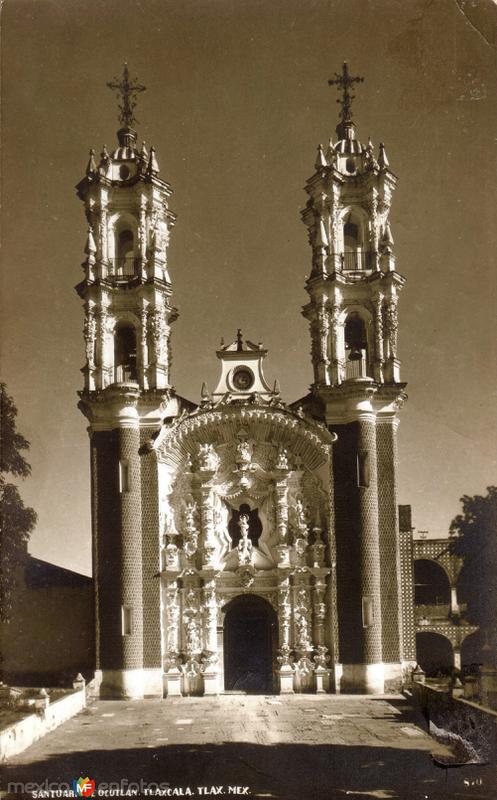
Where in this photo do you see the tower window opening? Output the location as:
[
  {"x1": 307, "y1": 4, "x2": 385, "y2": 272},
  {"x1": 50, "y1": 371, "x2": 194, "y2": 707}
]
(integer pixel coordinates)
[
  {"x1": 357, "y1": 451, "x2": 370, "y2": 488},
  {"x1": 362, "y1": 596, "x2": 375, "y2": 628},
  {"x1": 342, "y1": 214, "x2": 369, "y2": 270},
  {"x1": 114, "y1": 324, "x2": 138, "y2": 384},
  {"x1": 344, "y1": 313, "x2": 369, "y2": 380},
  {"x1": 119, "y1": 459, "x2": 130, "y2": 493},
  {"x1": 114, "y1": 228, "x2": 137, "y2": 278},
  {"x1": 122, "y1": 605, "x2": 133, "y2": 636}
]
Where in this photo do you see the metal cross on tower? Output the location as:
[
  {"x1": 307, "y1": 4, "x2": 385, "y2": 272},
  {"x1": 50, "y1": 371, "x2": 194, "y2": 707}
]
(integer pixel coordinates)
[
  {"x1": 328, "y1": 62, "x2": 364, "y2": 124},
  {"x1": 107, "y1": 63, "x2": 146, "y2": 128}
]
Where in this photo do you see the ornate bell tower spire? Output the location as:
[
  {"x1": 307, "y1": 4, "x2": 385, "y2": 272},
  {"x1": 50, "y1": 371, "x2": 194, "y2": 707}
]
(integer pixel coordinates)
[
  {"x1": 76, "y1": 64, "x2": 177, "y2": 396},
  {"x1": 302, "y1": 62, "x2": 404, "y2": 388},
  {"x1": 75, "y1": 67, "x2": 182, "y2": 699},
  {"x1": 300, "y1": 66, "x2": 408, "y2": 694}
]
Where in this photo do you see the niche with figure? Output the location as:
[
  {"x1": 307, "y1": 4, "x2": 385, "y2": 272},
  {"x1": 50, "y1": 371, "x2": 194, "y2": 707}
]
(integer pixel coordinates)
[
  {"x1": 228, "y1": 503, "x2": 262, "y2": 548},
  {"x1": 114, "y1": 323, "x2": 138, "y2": 383}
]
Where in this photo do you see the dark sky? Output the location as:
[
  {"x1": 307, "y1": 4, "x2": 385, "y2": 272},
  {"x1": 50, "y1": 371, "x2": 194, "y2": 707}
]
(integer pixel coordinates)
[{"x1": 2, "y1": 0, "x2": 496, "y2": 576}]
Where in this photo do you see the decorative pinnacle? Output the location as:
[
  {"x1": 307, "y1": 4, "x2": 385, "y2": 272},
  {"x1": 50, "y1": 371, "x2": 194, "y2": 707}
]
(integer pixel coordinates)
[
  {"x1": 236, "y1": 329, "x2": 243, "y2": 351},
  {"x1": 106, "y1": 63, "x2": 146, "y2": 128},
  {"x1": 328, "y1": 62, "x2": 364, "y2": 126}
]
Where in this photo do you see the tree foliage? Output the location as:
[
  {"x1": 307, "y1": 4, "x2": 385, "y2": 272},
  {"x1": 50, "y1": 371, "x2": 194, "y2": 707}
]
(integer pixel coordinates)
[
  {"x1": 0, "y1": 383, "x2": 37, "y2": 622},
  {"x1": 450, "y1": 487, "x2": 497, "y2": 657}
]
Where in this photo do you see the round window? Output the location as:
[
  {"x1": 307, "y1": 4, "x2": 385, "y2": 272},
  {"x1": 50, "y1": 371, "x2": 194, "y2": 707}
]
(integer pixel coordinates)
[
  {"x1": 119, "y1": 164, "x2": 131, "y2": 180},
  {"x1": 231, "y1": 367, "x2": 255, "y2": 391}
]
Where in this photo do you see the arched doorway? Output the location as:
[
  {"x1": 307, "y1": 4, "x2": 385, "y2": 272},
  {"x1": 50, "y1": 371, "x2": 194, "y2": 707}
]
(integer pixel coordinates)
[
  {"x1": 223, "y1": 595, "x2": 277, "y2": 694},
  {"x1": 416, "y1": 631, "x2": 454, "y2": 677}
]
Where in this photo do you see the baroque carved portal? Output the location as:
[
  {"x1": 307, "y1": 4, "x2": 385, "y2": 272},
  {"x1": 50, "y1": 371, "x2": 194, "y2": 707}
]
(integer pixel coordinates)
[{"x1": 157, "y1": 403, "x2": 335, "y2": 695}]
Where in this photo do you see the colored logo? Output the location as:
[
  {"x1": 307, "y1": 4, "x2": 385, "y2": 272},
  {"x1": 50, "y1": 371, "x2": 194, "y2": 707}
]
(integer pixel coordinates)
[{"x1": 72, "y1": 777, "x2": 96, "y2": 797}]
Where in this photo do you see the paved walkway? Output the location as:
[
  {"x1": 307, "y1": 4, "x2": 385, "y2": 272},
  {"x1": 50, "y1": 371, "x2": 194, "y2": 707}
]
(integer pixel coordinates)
[{"x1": 2, "y1": 695, "x2": 495, "y2": 799}]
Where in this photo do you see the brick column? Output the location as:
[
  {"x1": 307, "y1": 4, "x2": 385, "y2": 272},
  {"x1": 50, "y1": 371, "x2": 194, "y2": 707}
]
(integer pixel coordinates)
[
  {"x1": 356, "y1": 416, "x2": 383, "y2": 687},
  {"x1": 333, "y1": 417, "x2": 384, "y2": 693},
  {"x1": 93, "y1": 424, "x2": 144, "y2": 698},
  {"x1": 376, "y1": 419, "x2": 404, "y2": 686}
]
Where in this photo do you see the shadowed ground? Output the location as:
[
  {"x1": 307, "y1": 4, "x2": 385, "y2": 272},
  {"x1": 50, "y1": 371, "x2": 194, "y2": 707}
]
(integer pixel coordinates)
[{"x1": 2, "y1": 695, "x2": 496, "y2": 799}]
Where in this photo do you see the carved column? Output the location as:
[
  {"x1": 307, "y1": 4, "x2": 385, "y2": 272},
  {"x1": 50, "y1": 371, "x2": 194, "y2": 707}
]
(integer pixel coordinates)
[
  {"x1": 329, "y1": 302, "x2": 343, "y2": 385},
  {"x1": 166, "y1": 582, "x2": 181, "y2": 658},
  {"x1": 183, "y1": 498, "x2": 199, "y2": 564},
  {"x1": 96, "y1": 309, "x2": 113, "y2": 389},
  {"x1": 201, "y1": 578, "x2": 219, "y2": 694},
  {"x1": 293, "y1": 575, "x2": 315, "y2": 690},
  {"x1": 274, "y1": 465, "x2": 290, "y2": 567},
  {"x1": 312, "y1": 574, "x2": 330, "y2": 692},
  {"x1": 277, "y1": 573, "x2": 294, "y2": 693},
  {"x1": 181, "y1": 582, "x2": 202, "y2": 694},
  {"x1": 83, "y1": 308, "x2": 97, "y2": 391},
  {"x1": 312, "y1": 576, "x2": 327, "y2": 648},
  {"x1": 384, "y1": 297, "x2": 400, "y2": 382},
  {"x1": 163, "y1": 579, "x2": 182, "y2": 696},
  {"x1": 199, "y1": 480, "x2": 218, "y2": 568},
  {"x1": 293, "y1": 498, "x2": 310, "y2": 567},
  {"x1": 316, "y1": 304, "x2": 330, "y2": 386},
  {"x1": 140, "y1": 308, "x2": 148, "y2": 389},
  {"x1": 373, "y1": 294, "x2": 384, "y2": 383},
  {"x1": 99, "y1": 203, "x2": 109, "y2": 272},
  {"x1": 138, "y1": 201, "x2": 147, "y2": 263},
  {"x1": 310, "y1": 319, "x2": 320, "y2": 385}
]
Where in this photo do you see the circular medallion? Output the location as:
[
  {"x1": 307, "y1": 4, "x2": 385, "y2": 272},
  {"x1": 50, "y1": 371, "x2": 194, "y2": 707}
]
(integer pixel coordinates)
[{"x1": 231, "y1": 366, "x2": 255, "y2": 391}]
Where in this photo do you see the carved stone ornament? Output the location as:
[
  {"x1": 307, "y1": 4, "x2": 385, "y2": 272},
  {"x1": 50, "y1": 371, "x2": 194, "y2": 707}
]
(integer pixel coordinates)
[
  {"x1": 181, "y1": 657, "x2": 202, "y2": 677},
  {"x1": 164, "y1": 541, "x2": 179, "y2": 571},
  {"x1": 277, "y1": 644, "x2": 294, "y2": 668},
  {"x1": 275, "y1": 446, "x2": 289, "y2": 471},
  {"x1": 237, "y1": 565, "x2": 256, "y2": 588},
  {"x1": 197, "y1": 443, "x2": 219, "y2": 472},
  {"x1": 148, "y1": 308, "x2": 169, "y2": 364},
  {"x1": 384, "y1": 299, "x2": 398, "y2": 357},
  {"x1": 313, "y1": 645, "x2": 330, "y2": 669},
  {"x1": 166, "y1": 587, "x2": 180, "y2": 655},
  {"x1": 183, "y1": 588, "x2": 202, "y2": 657},
  {"x1": 295, "y1": 655, "x2": 315, "y2": 675},
  {"x1": 235, "y1": 438, "x2": 253, "y2": 469},
  {"x1": 183, "y1": 498, "x2": 199, "y2": 559},
  {"x1": 83, "y1": 314, "x2": 97, "y2": 367},
  {"x1": 317, "y1": 306, "x2": 330, "y2": 365},
  {"x1": 237, "y1": 515, "x2": 254, "y2": 566},
  {"x1": 374, "y1": 294, "x2": 384, "y2": 361},
  {"x1": 200, "y1": 650, "x2": 218, "y2": 672}
]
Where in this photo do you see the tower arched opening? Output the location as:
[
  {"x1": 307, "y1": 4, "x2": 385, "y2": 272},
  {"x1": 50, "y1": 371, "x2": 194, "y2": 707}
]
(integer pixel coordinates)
[
  {"x1": 115, "y1": 228, "x2": 136, "y2": 278},
  {"x1": 341, "y1": 209, "x2": 368, "y2": 270},
  {"x1": 344, "y1": 313, "x2": 371, "y2": 379},
  {"x1": 114, "y1": 323, "x2": 138, "y2": 384}
]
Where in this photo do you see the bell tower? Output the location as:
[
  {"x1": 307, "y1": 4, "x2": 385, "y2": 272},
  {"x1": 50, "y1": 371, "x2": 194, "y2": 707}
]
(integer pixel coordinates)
[
  {"x1": 301, "y1": 64, "x2": 409, "y2": 693},
  {"x1": 76, "y1": 66, "x2": 182, "y2": 699}
]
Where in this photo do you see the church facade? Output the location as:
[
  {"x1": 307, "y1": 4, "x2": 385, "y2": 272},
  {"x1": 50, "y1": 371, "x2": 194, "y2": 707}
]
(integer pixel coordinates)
[{"x1": 76, "y1": 65, "x2": 414, "y2": 699}]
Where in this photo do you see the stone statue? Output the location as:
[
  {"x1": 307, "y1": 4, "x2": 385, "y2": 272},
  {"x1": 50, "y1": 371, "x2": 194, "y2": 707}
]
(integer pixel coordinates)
[
  {"x1": 237, "y1": 514, "x2": 254, "y2": 566},
  {"x1": 236, "y1": 439, "x2": 252, "y2": 468},
  {"x1": 275, "y1": 446, "x2": 289, "y2": 470}
]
